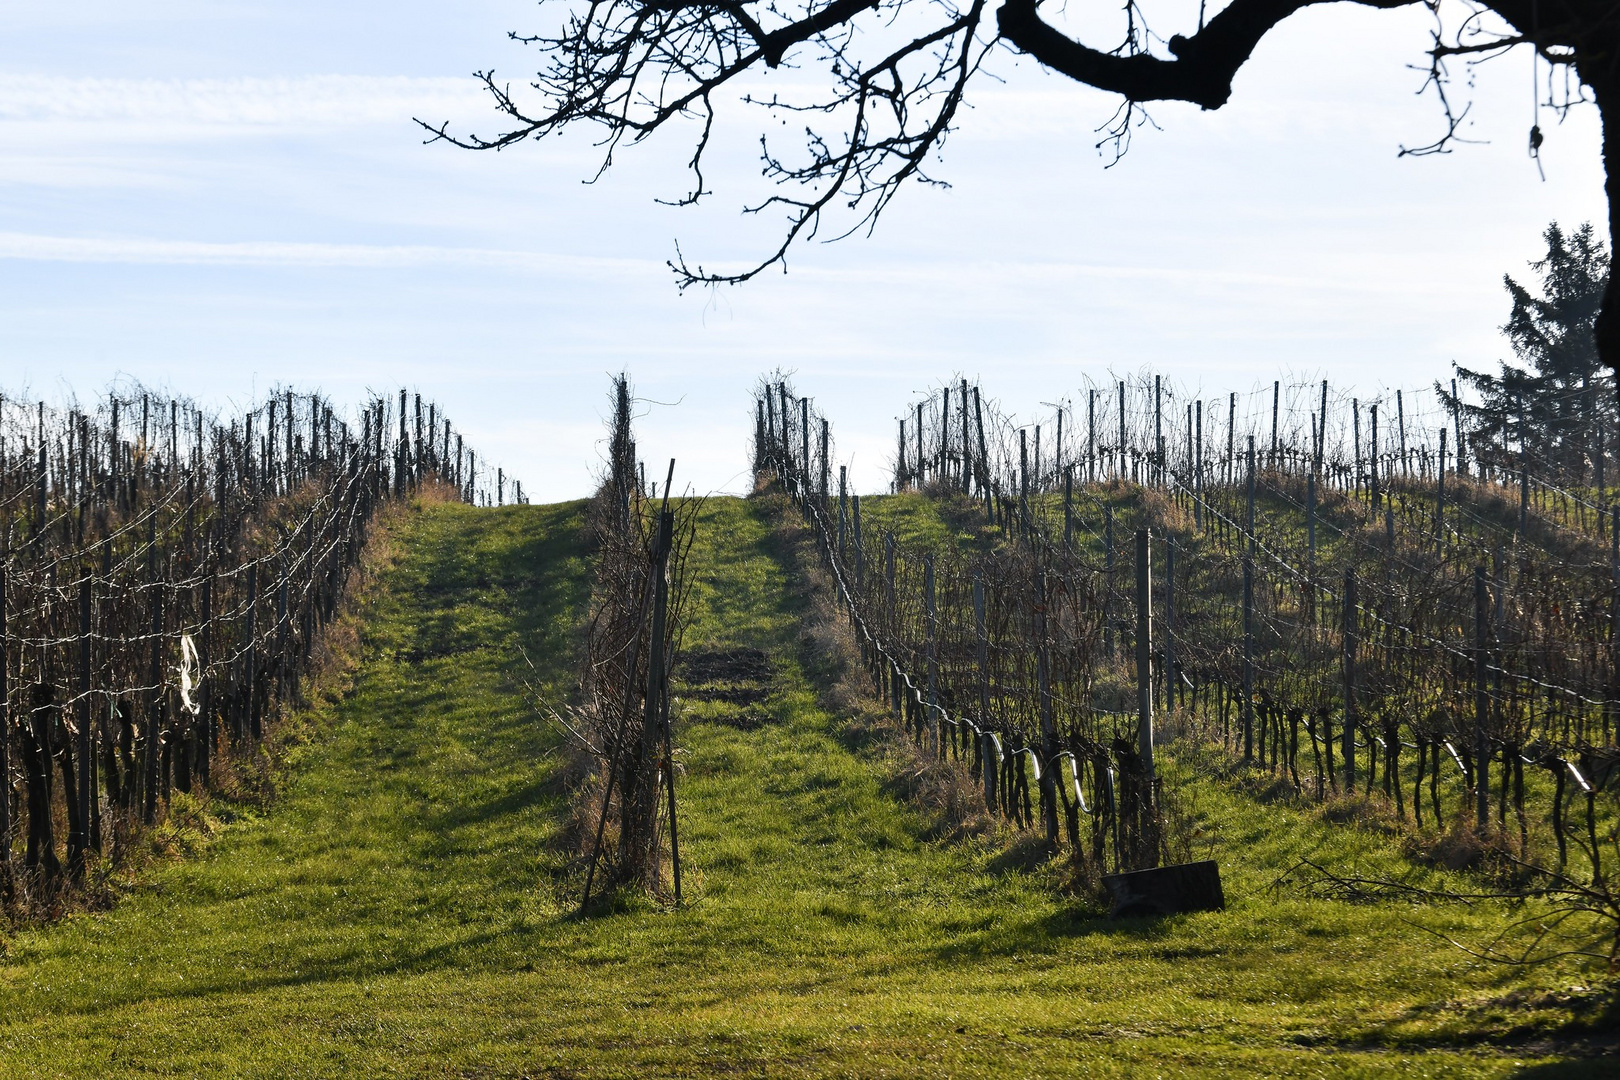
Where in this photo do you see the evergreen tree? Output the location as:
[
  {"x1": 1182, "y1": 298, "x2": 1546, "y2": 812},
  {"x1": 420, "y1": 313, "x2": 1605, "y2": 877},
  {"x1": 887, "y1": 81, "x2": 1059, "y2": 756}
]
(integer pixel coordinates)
[{"x1": 1442, "y1": 223, "x2": 1615, "y2": 485}]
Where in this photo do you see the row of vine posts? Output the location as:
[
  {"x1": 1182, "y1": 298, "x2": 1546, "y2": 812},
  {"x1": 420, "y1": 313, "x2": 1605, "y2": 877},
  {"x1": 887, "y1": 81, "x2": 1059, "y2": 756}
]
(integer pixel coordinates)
[
  {"x1": 0, "y1": 384, "x2": 513, "y2": 914},
  {"x1": 755, "y1": 371, "x2": 1620, "y2": 886}
]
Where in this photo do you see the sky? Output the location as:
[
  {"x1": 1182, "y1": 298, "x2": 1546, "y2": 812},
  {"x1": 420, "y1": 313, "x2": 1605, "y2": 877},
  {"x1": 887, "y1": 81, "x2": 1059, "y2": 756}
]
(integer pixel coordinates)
[{"x1": 0, "y1": 0, "x2": 1608, "y2": 500}]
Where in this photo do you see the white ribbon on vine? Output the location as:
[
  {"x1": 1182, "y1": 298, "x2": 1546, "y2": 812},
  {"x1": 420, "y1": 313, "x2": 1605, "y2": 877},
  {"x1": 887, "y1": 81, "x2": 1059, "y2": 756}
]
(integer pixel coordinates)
[{"x1": 177, "y1": 634, "x2": 201, "y2": 716}]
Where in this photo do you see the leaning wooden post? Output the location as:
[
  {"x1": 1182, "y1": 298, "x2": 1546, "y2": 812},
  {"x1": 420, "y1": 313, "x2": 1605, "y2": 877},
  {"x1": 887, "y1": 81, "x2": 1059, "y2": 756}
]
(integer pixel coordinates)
[
  {"x1": 1396, "y1": 389, "x2": 1408, "y2": 477},
  {"x1": 1135, "y1": 528, "x2": 1157, "y2": 869},
  {"x1": 653, "y1": 509, "x2": 683, "y2": 903},
  {"x1": 800, "y1": 398, "x2": 810, "y2": 500},
  {"x1": 1342, "y1": 572, "x2": 1357, "y2": 791},
  {"x1": 1474, "y1": 565, "x2": 1491, "y2": 829}
]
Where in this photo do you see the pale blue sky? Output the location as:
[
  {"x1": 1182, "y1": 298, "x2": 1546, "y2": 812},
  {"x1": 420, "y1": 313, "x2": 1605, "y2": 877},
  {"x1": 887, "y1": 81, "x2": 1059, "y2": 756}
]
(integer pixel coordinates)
[{"x1": 0, "y1": 1, "x2": 1607, "y2": 499}]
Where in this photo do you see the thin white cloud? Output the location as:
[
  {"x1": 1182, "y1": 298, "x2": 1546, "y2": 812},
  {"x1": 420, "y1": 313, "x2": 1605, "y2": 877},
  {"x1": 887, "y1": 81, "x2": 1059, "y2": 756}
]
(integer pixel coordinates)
[
  {"x1": 0, "y1": 231, "x2": 654, "y2": 274},
  {"x1": 0, "y1": 74, "x2": 486, "y2": 128}
]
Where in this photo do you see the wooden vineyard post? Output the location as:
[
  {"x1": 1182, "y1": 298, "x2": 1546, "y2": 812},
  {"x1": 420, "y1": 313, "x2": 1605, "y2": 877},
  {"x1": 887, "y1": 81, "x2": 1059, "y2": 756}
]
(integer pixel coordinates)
[
  {"x1": 1037, "y1": 570, "x2": 1057, "y2": 842},
  {"x1": 199, "y1": 573, "x2": 213, "y2": 789},
  {"x1": 914, "y1": 401, "x2": 923, "y2": 488},
  {"x1": 1019, "y1": 428, "x2": 1029, "y2": 532},
  {"x1": 1519, "y1": 460, "x2": 1530, "y2": 538},
  {"x1": 1342, "y1": 572, "x2": 1357, "y2": 791},
  {"x1": 1104, "y1": 507, "x2": 1115, "y2": 659},
  {"x1": 0, "y1": 561, "x2": 9, "y2": 889},
  {"x1": 1352, "y1": 400, "x2": 1362, "y2": 497},
  {"x1": 1054, "y1": 400, "x2": 1064, "y2": 493},
  {"x1": 820, "y1": 418, "x2": 830, "y2": 506},
  {"x1": 1370, "y1": 402, "x2": 1380, "y2": 510},
  {"x1": 896, "y1": 419, "x2": 906, "y2": 491},
  {"x1": 1452, "y1": 378, "x2": 1466, "y2": 477},
  {"x1": 245, "y1": 564, "x2": 259, "y2": 741},
  {"x1": 1397, "y1": 389, "x2": 1408, "y2": 477},
  {"x1": 1475, "y1": 566, "x2": 1490, "y2": 828},
  {"x1": 1306, "y1": 471, "x2": 1317, "y2": 622},
  {"x1": 1226, "y1": 394, "x2": 1236, "y2": 487},
  {"x1": 1270, "y1": 380, "x2": 1280, "y2": 469},
  {"x1": 276, "y1": 561, "x2": 289, "y2": 704},
  {"x1": 1194, "y1": 399, "x2": 1204, "y2": 531},
  {"x1": 1436, "y1": 428, "x2": 1448, "y2": 556},
  {"x1": 852, "y1": 494, "x2": 864, "y2": 592},
  {"x1": 1135, "y1": 528, "x2": 1157, "y2": 869},
  {"x1": 1315, "y1": 379, "x2": 1328, "y2": 478},
  {"x1": 1185, "y1": 402, "x2": 1194, "y2": 496},
  {"x1": 1164, "y1": 538, "x2": 1176, "y2": 711},
  {"x1": 974, "y1": 387, "x2": 990, "y2": 508},
  {"x1": 837, "y1": 466, "x2": 848, "y2": 567},
  {"x1": 1612, "y1": 509, "x2": 1619, "y2": 743},
  {"x1": 1242, "y1": 556, "x2": 1254, "y2": 763},
  {"x1": 76, "y1": 579, "x2": 93, "y2": 864},
  {"x1": 924, "y1": 553, "x2": 938, "y2": 755},
  {"x1": 142, "y1": 589, "x2": 165, "y2": 825},
  {"x1": 1154, "y1": 375, "x2": 1163, "y2": 488},
  {"x1": 1063, "y1": 467, "x2": 1074, "y2": 550},
  {"x1": 654, "y1": 509, "x2": 682, "y2": 904},
  {"x1": 1245, "y1": 436, "x2": 1257, "y2": 551},
  {"x1": 800, "y1": 398, "x2": 810, "y2": 499},
  {"x1": 1087, "y1": 388, "x2": 1096, "y2": 483},
  {"x1": 961, "y1": 378, "x2": 972, "y2": 494}
]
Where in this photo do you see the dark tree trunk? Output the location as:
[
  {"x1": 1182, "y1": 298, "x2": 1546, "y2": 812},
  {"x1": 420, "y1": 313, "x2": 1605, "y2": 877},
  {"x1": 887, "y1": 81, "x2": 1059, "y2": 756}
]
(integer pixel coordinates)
[{"x1": 1594, "y1": 78, "x2": 1620, "y2": 390}]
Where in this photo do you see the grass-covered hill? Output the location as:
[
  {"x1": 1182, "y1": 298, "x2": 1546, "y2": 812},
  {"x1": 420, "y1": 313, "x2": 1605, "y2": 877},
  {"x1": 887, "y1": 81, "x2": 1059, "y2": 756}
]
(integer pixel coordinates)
[{"x1": 0, "y1": 495, "x2": 1610, "y2": 1077}]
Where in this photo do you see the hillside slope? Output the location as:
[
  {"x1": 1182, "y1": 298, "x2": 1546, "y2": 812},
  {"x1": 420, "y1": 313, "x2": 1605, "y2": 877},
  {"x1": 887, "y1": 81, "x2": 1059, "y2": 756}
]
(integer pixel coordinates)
[{"x1": 0, "y1": 496, "x2": 1602, "y2": 1077}]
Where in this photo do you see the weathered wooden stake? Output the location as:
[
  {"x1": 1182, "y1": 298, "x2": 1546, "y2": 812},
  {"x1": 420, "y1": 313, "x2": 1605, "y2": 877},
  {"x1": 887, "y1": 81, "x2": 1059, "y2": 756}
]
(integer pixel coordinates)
[
  {"x1": 1135, "y1": 528, "x2": 1157, "y2": 868},
  {"x1": 1342, "y1": 572, "x2": 1357, "y2": 790}
]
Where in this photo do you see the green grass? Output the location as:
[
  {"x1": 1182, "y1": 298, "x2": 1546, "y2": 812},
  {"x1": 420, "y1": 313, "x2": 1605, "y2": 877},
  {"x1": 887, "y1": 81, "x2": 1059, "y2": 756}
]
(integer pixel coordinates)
[{"x1": 0, "y1": 494, "x2": 1610, "y2": 1077}]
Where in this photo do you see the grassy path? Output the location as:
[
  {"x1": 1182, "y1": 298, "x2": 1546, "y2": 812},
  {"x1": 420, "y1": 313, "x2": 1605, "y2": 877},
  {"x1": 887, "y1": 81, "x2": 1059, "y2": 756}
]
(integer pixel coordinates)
[{"x1": 0, "y1": 497, "x2": 1599, "y2": 1076}]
